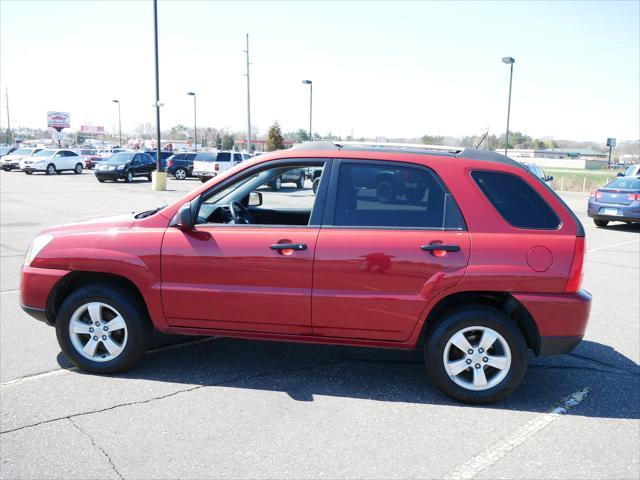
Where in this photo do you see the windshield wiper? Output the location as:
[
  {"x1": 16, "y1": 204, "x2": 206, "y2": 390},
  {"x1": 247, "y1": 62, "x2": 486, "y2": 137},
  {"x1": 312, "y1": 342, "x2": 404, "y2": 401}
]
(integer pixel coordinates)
[{"x1": 134, "y1": 205, "x2": 166, "y2": 219}]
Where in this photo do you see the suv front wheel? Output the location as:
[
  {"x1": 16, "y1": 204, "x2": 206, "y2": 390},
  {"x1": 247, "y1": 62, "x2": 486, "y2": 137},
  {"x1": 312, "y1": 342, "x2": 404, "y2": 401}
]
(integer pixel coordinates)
[
  {"x1": 55, "y1": 283, "x2": 153, "y2": 373},
  {"x1": 425, "y1": 305, "x2": 528, "y2": 403}
]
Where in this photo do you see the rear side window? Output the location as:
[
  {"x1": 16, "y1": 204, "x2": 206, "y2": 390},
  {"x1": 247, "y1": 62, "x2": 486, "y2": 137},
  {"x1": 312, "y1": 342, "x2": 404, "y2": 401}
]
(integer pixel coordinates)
[
  {"x1": 333, "y1": 162, "x2": 465, "y2": 229},
  {"x1": 471, "y1": 171, "x2": 560, "y2": 229},
  {"x1": 217, "y1": 152, "x2": 231, "y2": 162}
]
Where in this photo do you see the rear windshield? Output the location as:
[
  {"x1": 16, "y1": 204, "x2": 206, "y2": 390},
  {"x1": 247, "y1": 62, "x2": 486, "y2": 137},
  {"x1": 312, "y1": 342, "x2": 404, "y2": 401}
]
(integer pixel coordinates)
[
  {"x1": 471, "y1": 170, "x2": 560, "y2": 229},
  {"x1": 194, "y1": 152, "x2": 216, "y2": 162},
  {"x1": 605, "y1": 178, "x2": 640, "y2": 189}
]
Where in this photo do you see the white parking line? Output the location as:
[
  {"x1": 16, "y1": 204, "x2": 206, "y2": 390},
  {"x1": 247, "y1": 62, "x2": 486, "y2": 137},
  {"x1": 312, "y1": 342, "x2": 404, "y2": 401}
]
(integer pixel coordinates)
[
  {"x1": 588, "y1": 238, "x2": 640, "y2": 253},
  {"x1": 0, "y1": 289, "x2": 18, "y2": 295},
  {"x1": 443, "y1": 388, "x2": 590, "y2": 480}
]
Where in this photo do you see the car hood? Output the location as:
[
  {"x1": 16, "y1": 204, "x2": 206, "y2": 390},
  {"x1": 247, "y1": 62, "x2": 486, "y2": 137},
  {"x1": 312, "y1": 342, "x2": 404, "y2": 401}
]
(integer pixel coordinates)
[
  {"x1": 3, "y1": 154, "x2": 27, "y2": 161},
  {"x1": 41, "y1": 213, "x2": 137, "y2": 235}
]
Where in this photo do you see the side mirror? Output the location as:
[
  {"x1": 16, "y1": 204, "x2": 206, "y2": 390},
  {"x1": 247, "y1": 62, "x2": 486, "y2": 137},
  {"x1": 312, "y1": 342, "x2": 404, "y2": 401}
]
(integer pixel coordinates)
[
  {"x1": 617, "y1": 172, "x2": 624, "y2": 177},
  {"x1": 248, "y1": 191, "x2": 262, "y2": 207},
  {"x1": 174, "y1": 201, "x2": 194, "y2": 229},
  {"x1": 546, "y1": 175, "x2": 554, "y2": 181}
]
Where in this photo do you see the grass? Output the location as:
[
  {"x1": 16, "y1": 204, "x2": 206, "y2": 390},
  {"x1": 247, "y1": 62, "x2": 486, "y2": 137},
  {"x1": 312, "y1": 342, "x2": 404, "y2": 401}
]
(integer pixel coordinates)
[{"x1": 545, "y1": 169, "x2": 617, "y2": 192}]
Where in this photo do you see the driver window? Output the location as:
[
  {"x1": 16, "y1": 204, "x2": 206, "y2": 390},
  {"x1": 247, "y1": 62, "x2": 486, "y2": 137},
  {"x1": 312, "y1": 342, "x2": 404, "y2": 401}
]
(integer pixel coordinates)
[{"x1": 197, "y1": 164, "x2": 325, "y2": 227}]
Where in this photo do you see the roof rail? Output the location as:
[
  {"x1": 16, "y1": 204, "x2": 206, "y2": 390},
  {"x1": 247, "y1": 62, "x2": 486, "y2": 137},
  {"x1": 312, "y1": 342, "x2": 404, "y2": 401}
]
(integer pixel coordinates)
[{"x1": 336, "y1": 141, "x2": 465, "y2": 155}]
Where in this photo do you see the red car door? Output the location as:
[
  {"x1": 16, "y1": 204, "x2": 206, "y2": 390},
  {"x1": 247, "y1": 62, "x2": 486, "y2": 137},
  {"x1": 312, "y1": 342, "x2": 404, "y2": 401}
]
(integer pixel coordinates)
[
  {"x1": 312, "y1": 160, "x2": 470, "y2": 341},
  {"x1": 161, "y1": 226, "x2": 318, "y2": 334}
]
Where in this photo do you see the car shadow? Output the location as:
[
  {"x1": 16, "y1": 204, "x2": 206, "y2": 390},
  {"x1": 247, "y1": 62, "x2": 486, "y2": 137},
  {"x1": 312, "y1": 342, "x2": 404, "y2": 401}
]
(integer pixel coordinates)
[
  {"x1": 598, "y1": 223, "x2": 640, "y2": 233},
  {"x1": 56, "y1": 337, "x2": 639, "y2": 419}
]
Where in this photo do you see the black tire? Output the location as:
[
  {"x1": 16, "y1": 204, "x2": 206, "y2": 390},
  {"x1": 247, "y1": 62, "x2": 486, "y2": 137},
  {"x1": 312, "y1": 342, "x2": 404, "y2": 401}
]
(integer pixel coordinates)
[
  {"x1": 174, "y1": 168, "x2": 187, "y2": 180},
  {"x1": 74, "y1": 163, "x2": 83, "y2": 174},
  {"x1": 270, "y1": 177, "x2": 282, "y2": 191},
  {"x1": 98, "y1": 178, "x2": 106, "y2": 183},
  {"x1": 296, "y1": 175, "x2": 305, "y2": 189},
  {"x1": 312, "y1": 177, "x2": 321, "y2": 194},
  {"x1": 55, "y1": 283, "x2": 154, "y2": 374},
  {"x1": 594, "y1": 219, "x2": 609, "y2": 227},
  {"x1": 125, "y1": 170, "x2": 133, "y2": 183},
  {"x1": 199, "y1": 176, "x2": 210, "y2": 183},
  {"x1": 425, "y1": 304, "x2": 528, "y2": 404},
  {"x1": 25, "y1": 171, "x2": 33, "y2": 175},
  {"x1": 46, "y1": 164, "x2": 56, "y2": 175},
  {"x1": 375, "y1": 181, "x2": 395, "y2": 203}
]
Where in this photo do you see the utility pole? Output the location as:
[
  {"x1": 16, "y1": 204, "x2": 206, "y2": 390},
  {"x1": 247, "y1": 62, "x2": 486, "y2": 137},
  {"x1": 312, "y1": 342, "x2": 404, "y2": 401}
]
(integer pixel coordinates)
[
  {"x1": 151, "y1": 0, "x2": 166, "y2": 190},
  {"x1": 502, "y1": 57, "x2": 515, "y2": 157},
  {"x1": 5, "y1": 88, "x2": 11, "y2": 145},
  {"x1": 244, "y1": 33, "x2": 252, "y2": 152}
]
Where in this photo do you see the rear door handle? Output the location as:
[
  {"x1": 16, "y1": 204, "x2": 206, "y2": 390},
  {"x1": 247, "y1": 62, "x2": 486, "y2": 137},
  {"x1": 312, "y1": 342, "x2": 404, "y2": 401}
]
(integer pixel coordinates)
[
  {"x1": 420, "y1": 244, "x2": 460, "y2": 252},
  {"x1": 270, "y1": 243, "x2": 307, "y2": 251}
]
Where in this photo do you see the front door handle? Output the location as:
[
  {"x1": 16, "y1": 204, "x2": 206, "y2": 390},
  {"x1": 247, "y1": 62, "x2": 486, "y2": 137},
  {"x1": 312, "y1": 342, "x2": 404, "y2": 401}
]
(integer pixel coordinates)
[
  {"x1": 270, "y1": 243, "x2": 307, "y2": 251},
  {"x1": 420, "y1": 244, "x2": 460, "y2": 252}
]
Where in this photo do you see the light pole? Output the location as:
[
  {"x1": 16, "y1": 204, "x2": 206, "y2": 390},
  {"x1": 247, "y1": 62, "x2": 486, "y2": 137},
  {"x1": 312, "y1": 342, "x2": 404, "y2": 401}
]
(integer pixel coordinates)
[
  {"x1": 112, "y1": 99, "x2": 122, "y2": 147},
  {"x1": 502, "y1": 57, "x2": 515, "y2": 157},
  {"x1": 151, "y1": 0, "x2": 165, "y2": 190},
  {"x1": 302, "y1": 80, "x2": 312, "y2": 141},
  {"x1": 187, "y1": 92, "x2": 197, "y2": 151}
]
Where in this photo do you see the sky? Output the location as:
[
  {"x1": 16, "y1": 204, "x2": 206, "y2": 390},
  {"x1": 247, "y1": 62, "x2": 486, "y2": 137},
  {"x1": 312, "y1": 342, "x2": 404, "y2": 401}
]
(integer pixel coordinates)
[{"x1": 1, "y1": 0, "x2": 639, "y2": 142}]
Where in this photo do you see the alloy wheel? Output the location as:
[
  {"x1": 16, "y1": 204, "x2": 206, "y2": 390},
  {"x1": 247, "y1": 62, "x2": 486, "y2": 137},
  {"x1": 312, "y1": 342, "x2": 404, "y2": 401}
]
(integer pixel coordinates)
[
  {"x1": 68, "y1": 302, "x2": 128, "y2": 362},
  {"x1": 442, "y1": 326, "x2": 511, "y2": 391},
  {"x1": 175, "y1": 168, "x2": 187, "y2": 180}
]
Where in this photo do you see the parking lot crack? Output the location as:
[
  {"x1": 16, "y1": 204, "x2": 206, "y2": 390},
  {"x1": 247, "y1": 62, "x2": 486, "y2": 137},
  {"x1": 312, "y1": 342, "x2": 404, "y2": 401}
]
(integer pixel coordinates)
[{"x1": 68, "y1": 417, "x2": 124, "y2": 480}]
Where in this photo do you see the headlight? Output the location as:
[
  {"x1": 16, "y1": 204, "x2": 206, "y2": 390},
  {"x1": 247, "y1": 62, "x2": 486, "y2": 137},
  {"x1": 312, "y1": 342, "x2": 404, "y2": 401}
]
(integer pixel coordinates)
[
  {"x1": 116, "y1": 164, "x2": 125, "y2": 170},
  {"x1": 24, "y1": 234, "x2": 53, "y2": 267}
]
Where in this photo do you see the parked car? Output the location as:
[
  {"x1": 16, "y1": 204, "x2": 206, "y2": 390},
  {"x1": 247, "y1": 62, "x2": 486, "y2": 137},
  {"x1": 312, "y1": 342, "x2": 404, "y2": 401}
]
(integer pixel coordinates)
[
  {"x1": 0, "y1": 146, "x2": 18, "y2": 157},
  {"x1": 1, "y1": 147, "x2": 43, "y2": 171},
  {"x1": 588, "y1": 176, "x2": 640, "y2": 227},
  {"x1": 522, "y1": 162, "x2": 554, "y2": 187},
  {"x1": 268, "y1": 167, "x2": 306, "y2": 191},
  {"x1": 166, "y1": 152, "x2": 197, "y2": 180},
  {"x1": 20, "y1": 142, "x2": 590, "y2": 404},
  {"x1": 74, "y1": 149, "x2": 102, "y2": 169},
  {"x1": 145, "y1": 150, "x2": 174, "y2": 170},
  {"x1": 20, "y1": 149, "x2": 84, "y2": 175},
  {"x1": 618, "y1": 164, "x2": 640, "y2": 177},
  {"x1": 192, "y1": 151, "x2": 251, "y2": 182},
  {"x1": 94, "y1": 152, "x2": 155, "y2": 183}
]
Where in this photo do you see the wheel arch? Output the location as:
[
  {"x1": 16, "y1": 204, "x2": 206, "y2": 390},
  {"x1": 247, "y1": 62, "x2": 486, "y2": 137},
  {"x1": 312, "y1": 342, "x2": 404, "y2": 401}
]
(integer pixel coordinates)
[
  {"x1": 417, "y1": 291, "x2": 541, "y2": 355},
  {"x1": 47, "y1": 271, "x2": 151, "y2": 327}
]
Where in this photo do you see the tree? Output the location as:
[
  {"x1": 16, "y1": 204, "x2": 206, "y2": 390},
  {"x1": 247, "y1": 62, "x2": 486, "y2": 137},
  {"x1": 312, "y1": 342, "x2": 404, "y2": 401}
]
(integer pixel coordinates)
[
  {"x1": 421, "y1": 135, "x2": 445, "y2": 145},
  {"x1": 266, "y1": 121, "x2": 285, "y2": 151},
  {"x1": 222, "y1": 134, "x2": 235, "y2": 150}
]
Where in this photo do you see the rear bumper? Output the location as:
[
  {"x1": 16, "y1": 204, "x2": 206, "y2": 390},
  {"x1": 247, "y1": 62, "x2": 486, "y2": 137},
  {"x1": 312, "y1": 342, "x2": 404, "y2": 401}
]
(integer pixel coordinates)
[
  {"x1": 588, "y1": 199, "x2": 640, "y2": 222},
  {"x1": 513, "y1": 289, "x2": 591, "y2": 356},
  {"x1": 192, "y1": 170, "x2": 216, "y2": 178}
]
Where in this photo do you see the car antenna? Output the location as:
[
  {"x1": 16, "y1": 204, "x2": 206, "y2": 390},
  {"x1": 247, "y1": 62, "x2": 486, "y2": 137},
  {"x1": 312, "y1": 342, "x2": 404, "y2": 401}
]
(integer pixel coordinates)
[{"x1": 474, "y1": 130, "x2": 489, "y2": 149}]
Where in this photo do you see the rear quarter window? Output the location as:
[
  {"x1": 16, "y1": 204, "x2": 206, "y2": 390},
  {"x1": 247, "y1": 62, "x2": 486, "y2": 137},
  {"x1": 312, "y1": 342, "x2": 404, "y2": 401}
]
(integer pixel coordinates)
[{"x1": 471, "y1": 170, "x2": 560, "y2": 229}]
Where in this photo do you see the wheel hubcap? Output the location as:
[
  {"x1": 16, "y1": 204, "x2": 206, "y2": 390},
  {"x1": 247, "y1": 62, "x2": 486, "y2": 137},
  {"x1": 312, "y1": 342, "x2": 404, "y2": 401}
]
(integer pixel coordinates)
[
  {"x1": 442, "y1": 326, "x2": 511, "y2": 391},
  {"x1": 69, "y1": 302, "x2": 128, "y2": 362},
  {"x1": 176, "y1": 170, "x2": 185, "y2": 179}
]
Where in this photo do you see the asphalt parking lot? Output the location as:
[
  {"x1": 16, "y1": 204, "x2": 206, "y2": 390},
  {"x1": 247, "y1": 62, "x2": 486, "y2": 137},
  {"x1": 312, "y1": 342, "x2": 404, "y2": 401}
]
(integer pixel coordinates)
[{"x1": 1, "y1": 169, "x2": 638, "y2": 479}]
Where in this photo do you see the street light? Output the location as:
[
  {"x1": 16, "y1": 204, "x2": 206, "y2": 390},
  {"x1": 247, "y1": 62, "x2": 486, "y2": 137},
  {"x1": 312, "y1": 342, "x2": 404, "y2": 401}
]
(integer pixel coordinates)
[
  {"x1": 112, "y1": 99, "x2": 122, "y2": 147},
  {"x1": 501, "y1": 56, "x2": 515, "y2": 157},
  {"x1": 302, "y1": 80, "x2": 313, "y2": 141},
  {"x1": 187, "y1": 92, "x2": 197, "y2": 152}
]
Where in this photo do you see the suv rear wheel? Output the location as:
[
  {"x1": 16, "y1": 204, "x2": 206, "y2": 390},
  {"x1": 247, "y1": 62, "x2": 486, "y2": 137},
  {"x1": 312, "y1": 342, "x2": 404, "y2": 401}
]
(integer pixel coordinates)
[
  {"x1": 55, "y1": 283, "x2": 153, "y2": 373},
  {"x1": 174, "y1": 167, "x2": 187, "y2": 180},
  {"x1": 594, "y1": 219, "x2": 608, "y2": 227},
  {"x1": 425, "y1": 305, "x2": 527, "y2": 403}
]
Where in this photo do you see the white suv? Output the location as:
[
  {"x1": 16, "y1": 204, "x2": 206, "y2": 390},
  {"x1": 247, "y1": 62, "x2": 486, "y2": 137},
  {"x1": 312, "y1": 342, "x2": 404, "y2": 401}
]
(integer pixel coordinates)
[
  {"x1": 192, "y1": 151, "x2": 251, "y2": 183},
  {"x1": 20, "y1": 149, "x2": 85, "y2": 175}
]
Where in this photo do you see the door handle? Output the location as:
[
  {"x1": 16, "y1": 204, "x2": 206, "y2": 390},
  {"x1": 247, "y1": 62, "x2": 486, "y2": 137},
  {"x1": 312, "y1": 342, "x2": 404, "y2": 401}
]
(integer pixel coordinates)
[
  {"x1": 420, "y1": 244, "x2": 460, "y2": 252},
  {"x1": 270, "y1": 243, "x2": 307, "y2": 251}
]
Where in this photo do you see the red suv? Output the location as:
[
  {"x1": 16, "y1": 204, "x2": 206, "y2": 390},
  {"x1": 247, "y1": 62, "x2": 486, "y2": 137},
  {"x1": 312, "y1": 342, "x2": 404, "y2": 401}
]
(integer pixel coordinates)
[{"x1": 20, "y1": 142, "x2": 590, "y2": 403}]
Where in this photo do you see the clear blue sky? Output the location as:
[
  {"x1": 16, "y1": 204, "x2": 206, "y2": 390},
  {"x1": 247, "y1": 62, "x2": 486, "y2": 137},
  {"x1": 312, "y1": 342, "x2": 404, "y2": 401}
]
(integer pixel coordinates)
[{"x1": 1, "y1": 0, "x2": 638, "y2": 142}]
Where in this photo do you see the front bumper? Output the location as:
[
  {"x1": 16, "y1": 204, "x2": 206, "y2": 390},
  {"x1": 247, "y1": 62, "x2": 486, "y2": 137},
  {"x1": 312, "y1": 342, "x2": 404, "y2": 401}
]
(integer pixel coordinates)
[
  {"x1": 95, "y1": 169, "x2": 125, "y2": 180},
  {"x1": 20, "y1": 266, "x2": 70, "y2": 326},
  {"x1": 2, "y1": 161, "x2": 19, "y2": 169},
  {"x1": 513, "y1": 289, "x2": 592, "y2": 356}
]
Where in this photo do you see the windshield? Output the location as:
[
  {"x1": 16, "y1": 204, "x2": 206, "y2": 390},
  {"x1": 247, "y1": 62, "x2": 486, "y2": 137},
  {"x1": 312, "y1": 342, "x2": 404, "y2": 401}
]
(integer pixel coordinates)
[
  {"x1": 605, "y1": 178, "x2": 640, "y2": 190},
  {"x1": 13, "y1": 148, "x2": 33, "y2": 155},
  {"x1": 623, "y1": 165, "x2": 638, "y2": 176},
  {"x1": 80, "y1": 150, "x2": 96, "y2": 155},
  {"x1": 34, "y1": 149, "x2": 55, "y2": 157},
  {"x1": 104, "y1": 152, "x2": 135, "y2": 164}
]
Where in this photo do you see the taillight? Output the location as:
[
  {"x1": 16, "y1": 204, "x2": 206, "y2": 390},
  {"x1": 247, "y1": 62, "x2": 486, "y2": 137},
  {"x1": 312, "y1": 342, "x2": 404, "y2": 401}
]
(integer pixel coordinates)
[
  {"x1": 215, "y1": 163, "x2": 220, "y2": 171},
  {"x1": 589, "y1": 191, "x2": 596, "y2": 198},
  {"x1": 565, "y1": 237, "x2": 585, "y2": 293},
  {"x1": 596, "y1": 191, "x2": 603, "y2": 199},
  {"x1": 167, "y1": 159, "x2": 173, "y2": 167},
  {"x1": 628, "y1": 193, "x2": 640, "y2": 201}
]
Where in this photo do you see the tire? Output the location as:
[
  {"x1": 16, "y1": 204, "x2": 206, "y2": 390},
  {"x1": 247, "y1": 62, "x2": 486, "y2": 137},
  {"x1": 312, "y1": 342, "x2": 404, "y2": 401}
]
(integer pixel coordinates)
[
  {"x1": 312, "y1": 177, "x2": 321, "y2": 194},
  {"x1": 125, "y1": 170, "x2": 133, "y2": 183},
  {"x1": 296, "y1": 175, "x2": 305, "y2": 189},
  {"x1": 425, "y1": 304, "x2": 528, "y2": 404},
  {"x1": 98, "y1": 179, "x2": 106, "y2": 183},
  {"x1": 46, "y1": 164, "x2": 56, "y2": 175},
  {"x1": 74, "y1": 163, "x2": 83, "y2": 174},
  {"x1": 55, "y1": 283, "x2": 154, "y2": 374},
  {"x1": 147, "y1": 174, "x2": 152, "y2": 182},
  {"x1": 375, "y1": 181, "x2": 395, "y2": 203},
  {"x1": 25, "y1": 171, "x2": 32, "y2": 175},
  {"x1": 270, "y1": 177, "x2": 282, "y2": 191},
  {"x1": 174, "y1": 168, "x2": 187, "y2": 180},
  {"x1": 594, "y1": 219, "x2": 609, "y2": 227},
  {"x1": 199, "y1": 176, "x2": 210, "y2": 183}
]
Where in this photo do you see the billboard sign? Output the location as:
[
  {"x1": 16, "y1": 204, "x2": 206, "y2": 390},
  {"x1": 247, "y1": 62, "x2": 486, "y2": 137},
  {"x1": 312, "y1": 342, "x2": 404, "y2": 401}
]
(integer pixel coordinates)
[
  {"x1": 606, "y1": 137, "x2": 616, "y2": 148},
  {"x1": 47, "y1": 111, "x2": 71, "y2": 129},
  {"x1": 80, "y1": 125, "x2": 105, "y2": 134}
]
